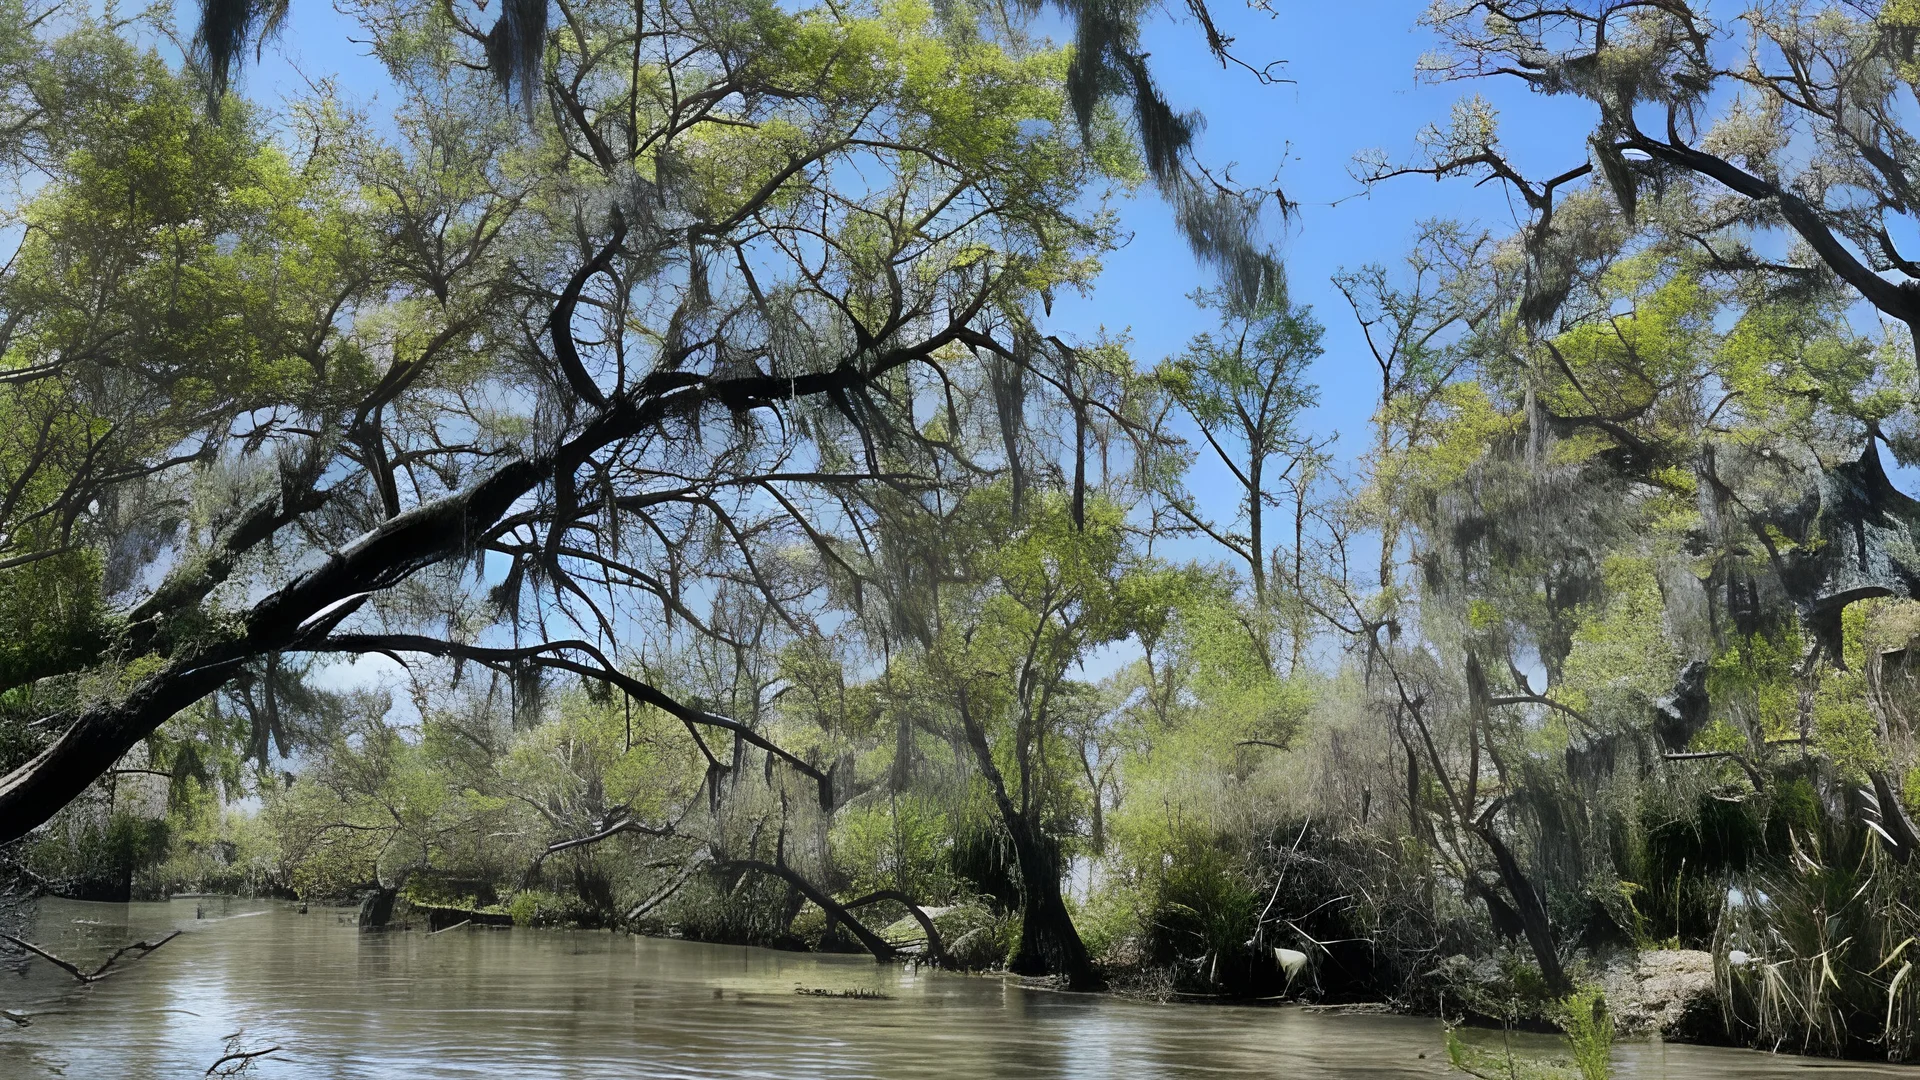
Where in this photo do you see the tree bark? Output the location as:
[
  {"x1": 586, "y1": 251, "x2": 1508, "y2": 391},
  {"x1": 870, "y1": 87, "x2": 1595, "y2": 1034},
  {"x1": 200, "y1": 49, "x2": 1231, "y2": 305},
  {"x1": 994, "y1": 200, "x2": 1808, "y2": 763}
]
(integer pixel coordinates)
[
  {"x1": 954, "y1": 693, "x2": 1095, "y2": 987},
  {"x1": 720, "y1": 859, "x2": 898, "y2": 962},
  {"x1": 843, "y1": 888, "x2": 949, "y2": 967},
  {"x1": 1002, "y1": 810, "x2": 1093, "y2": 986},
  {"x1": 1478, "y1": 825, "x2": 1567, "y2": 995}
]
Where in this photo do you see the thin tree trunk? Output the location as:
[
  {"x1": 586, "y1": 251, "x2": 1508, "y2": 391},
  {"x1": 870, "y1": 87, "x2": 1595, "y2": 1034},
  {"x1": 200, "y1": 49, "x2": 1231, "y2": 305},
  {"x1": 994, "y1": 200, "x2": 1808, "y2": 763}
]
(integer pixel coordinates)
[
  {"x1": 1248, "y1": 459, "x2": 1265, "y2": 603},
  {"x1": 1290, "y1": 473, "x2": 1309, "y2": 673}
]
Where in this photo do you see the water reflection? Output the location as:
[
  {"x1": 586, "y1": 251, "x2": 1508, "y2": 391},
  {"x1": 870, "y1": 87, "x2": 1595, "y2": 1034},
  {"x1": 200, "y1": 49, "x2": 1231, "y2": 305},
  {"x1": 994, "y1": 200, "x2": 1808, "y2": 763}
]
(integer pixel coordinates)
[{"x1": 1, "y1": 899, "x2": 1916, "y2": 1078}]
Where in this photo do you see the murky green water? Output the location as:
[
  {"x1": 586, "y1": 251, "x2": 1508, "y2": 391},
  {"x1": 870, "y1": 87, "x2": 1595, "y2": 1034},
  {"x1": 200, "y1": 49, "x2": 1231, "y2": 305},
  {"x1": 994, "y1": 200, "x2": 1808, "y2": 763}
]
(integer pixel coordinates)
[{"x1": 0, "y1": 898, "x2": 1915, "y2": 1078}]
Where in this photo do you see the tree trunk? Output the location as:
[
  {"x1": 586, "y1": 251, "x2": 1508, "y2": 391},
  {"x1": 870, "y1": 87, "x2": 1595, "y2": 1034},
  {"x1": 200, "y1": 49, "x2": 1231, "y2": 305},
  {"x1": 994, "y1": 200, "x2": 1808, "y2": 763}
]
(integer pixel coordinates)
[
  {"x1": 1479, "y1": 826, "x2": 1567, "y2": 994},
  {"x1": 955, "y1": 694, "x2": 1096, "y2": 988},
  {"x1": 358, "y1": 886, "x2": 398, "y2": 929},
  {"x1": 0, "y1": 352, "x2": 909, "y2": 844},
  {"x1": 722, "y1": 859, "x2": 897, "y2": 962},
  {"x1": 1088, "y1": 791, "x2": 1105, "y2": 856},
  {"x1": 843, "y1": 888, "x2": 950, "y2": 967},
  {"x1": 1248, "y1": 459, "x2": 1265, "y2": 604},
  {"x1": 0, "y1": 654, "x2": 241, "y2": 844},
  {"x1": 1003, "y1": 811, "x2": 1094, "y2": 987}
]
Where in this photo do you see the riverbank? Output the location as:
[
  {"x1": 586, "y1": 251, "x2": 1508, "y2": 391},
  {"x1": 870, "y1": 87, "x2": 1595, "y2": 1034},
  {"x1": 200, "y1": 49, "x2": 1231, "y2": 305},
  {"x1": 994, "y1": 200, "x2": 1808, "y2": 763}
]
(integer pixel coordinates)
[
  {"x1": 298, "y1": 887, "x2": 1748, "y2": 1060},
  {"x1": 8, "y1": 898, "x2": 1915, "y2": 1080}
]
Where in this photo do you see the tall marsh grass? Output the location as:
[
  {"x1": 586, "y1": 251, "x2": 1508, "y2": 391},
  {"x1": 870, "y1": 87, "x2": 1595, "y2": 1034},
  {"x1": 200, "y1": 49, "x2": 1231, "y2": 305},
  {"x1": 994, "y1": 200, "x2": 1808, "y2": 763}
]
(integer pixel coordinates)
[
  {"x1": 1440, "y1": 988, "x2": 1612, "y2": 1080},
  {"x1": 1716, "y1": 824, "x2": 1920, "y2": 1060}
]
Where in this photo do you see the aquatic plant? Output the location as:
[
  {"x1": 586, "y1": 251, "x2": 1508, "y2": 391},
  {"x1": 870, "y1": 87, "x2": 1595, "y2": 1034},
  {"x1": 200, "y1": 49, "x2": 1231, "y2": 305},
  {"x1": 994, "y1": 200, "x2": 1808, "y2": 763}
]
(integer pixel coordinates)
[
  {"x1": 1716, "y1": 817, "x2": 1920, "y2": 1060},
  {"x1": 1555, "y1": 987, "x2": 1613, "y2": 1080},
  {"x1": 1443, "y1": 1026, "x2": 1580, "y2": 1080}
]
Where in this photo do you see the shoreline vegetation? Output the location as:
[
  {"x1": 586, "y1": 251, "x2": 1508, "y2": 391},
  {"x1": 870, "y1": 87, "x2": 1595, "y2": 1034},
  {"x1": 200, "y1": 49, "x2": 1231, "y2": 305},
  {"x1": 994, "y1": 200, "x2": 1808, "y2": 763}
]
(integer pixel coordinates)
[
  {"x1": 10, "y1": 0, "x2": 1920, "y2": 1075},
  {"x1": 0, "y1": 888, "x2": 1716, "y2": 1080}
]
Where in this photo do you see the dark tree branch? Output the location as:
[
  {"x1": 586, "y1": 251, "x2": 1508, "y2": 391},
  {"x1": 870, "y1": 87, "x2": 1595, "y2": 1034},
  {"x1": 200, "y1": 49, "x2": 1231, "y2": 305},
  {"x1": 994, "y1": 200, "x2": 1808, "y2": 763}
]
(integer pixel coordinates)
[{"x1": 1, "y1": 930, "x2": 181, "y2": 982}]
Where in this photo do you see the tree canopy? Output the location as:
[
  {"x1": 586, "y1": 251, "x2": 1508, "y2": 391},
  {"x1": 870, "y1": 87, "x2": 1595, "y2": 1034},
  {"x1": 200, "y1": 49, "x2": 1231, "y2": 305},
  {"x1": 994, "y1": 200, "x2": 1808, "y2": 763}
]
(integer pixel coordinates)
[{"x1": 24, "y1": 2, "x2": 1920, "y2": 1061}]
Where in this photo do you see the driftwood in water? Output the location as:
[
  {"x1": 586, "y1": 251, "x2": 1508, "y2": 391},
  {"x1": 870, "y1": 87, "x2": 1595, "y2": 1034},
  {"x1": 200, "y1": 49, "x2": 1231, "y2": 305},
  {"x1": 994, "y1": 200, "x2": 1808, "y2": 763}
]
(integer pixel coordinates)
[
  {"x1": 1, "y1": 929, "x2": 181, "y2": 982},
  {"x1": 205, "y1": 1034, "x2": 281, "y2": 1076},
  {"x1": 412, "y1": 902, "x2": 513, "y2": 931},
  {"x1": 794, "y1": 986, "x2": 890, "y2": 999}
]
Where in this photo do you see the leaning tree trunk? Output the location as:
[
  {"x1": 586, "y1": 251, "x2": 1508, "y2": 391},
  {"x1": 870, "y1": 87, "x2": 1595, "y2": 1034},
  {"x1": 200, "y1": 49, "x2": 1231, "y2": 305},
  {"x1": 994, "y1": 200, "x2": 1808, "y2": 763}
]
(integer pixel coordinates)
[
  {"x1": 1479, "y1": 826, "x2": 1567, "y2": 995},
  {"x1": 0, "y1": 451, "x2": 549, "y2": 845},
  {"x1": 0, "y1": 348, "x2": 904, "y2": 845}
]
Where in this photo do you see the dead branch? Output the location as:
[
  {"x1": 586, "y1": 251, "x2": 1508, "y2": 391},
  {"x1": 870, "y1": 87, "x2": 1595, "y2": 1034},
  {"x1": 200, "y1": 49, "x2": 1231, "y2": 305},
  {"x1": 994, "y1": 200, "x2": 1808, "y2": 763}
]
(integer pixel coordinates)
[
  {"x1": 841, "y1": 889, "x2": 949, "y2": 967},
  {"x1": 1662, "y1": 750, "x2": 1768, "y2": 790},
  {"x1": 1, "y1": 929, "x2": 180, "y2": 982},
  {"x1": 625, "y1": 855, "x2": 708, "y2": 923},
  {"x1": 205, "y1": 1045, "x2": 281, "y2": 1076}
]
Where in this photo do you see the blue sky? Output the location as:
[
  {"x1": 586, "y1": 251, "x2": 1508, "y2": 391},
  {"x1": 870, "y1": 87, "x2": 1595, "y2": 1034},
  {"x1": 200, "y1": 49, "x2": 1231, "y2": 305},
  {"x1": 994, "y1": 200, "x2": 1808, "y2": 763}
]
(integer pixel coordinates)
[
  {"x1": 221, "y1": 0, "x2": 1611, "y2": 693},
  {"x1": 1053, "y1": 2, "x2": 1597, "y2": 453},
  {"x1": 225, "y1": 0, "x2": 1596, "y2": 467},
  {"x1": 215, "y1": 0, "x2": 1611, "y2": 696}
]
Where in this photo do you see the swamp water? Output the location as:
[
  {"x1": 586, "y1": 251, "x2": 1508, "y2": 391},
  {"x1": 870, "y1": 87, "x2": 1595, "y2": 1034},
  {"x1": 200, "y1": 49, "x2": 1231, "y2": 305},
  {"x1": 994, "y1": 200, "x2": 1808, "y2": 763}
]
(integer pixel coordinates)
[{"x1": 1, "y1": 897, "x2": 1916, "y2": 1078}]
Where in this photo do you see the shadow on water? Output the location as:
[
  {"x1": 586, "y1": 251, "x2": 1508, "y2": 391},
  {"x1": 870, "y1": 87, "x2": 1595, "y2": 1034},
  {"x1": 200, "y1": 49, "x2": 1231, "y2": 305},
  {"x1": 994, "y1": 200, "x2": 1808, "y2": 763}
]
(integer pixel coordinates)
[{"x1": 3, "y1": 899, "x2": 1919, "y2": 1078}]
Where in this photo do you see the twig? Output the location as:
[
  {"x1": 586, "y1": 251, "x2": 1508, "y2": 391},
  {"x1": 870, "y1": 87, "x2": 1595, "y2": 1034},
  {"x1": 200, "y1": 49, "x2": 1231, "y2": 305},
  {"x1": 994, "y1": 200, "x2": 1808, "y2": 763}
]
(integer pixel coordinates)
[
  {"x1": 429, "y1": 919, "x2": 471, "y2": 935},
  {"x1": 1662, "y1": 750, "x2": 1768, "y2": 789},
  {"x1": 205, "y1": 1046, "x2": 281, "y2": 1075},
  {"x1": 1256, "y1": 817, "x2": 1311, "y2": 931},
  {"x1": 625, "y1": 854, "x2": 707, "y2": 922}
]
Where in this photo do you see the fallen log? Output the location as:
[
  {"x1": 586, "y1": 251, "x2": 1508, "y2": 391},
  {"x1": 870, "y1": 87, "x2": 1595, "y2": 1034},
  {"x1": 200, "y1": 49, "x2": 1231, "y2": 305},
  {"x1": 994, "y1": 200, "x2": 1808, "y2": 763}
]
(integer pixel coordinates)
[{"x1": 410, "y1": 903, "x2": 513, "y2": 931}]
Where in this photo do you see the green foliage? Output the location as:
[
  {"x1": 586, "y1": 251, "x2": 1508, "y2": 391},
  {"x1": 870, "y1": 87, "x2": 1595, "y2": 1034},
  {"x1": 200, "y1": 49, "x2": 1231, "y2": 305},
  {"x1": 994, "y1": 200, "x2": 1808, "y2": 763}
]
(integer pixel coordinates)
[
  {"x1": 0, "y1": 549, "x2": 105, "y2": 703},
  {"x1": 1555, "y1": 987, "x2": 1614, "y2": 1080},
  {"x1": 148, "y1": 786, "x2": 276, "y2": 896},
  {"x1": 831, "y1": 794, "x2": 958, "y2": 900},
  {"x1": 1443, "y1": 1026, "x2": 1582, "y2": 1080},
  {"x1": 1557, "y1": 556, "x2": 1682, "y2": 723},
  {"x1": 507, "y1": 891, "x2": 541, "y2": 927},
  {"x1": 1812, "y1": 671, "x2": 1882, "y2": 781},
  {"x1": 1148, "y1": 832, "x2": 1258, "y2": 985},
  {"x1": 1718, "y1": 849, "x2": 1920, "y2": 1060},
  {"x1": 22, "y1": 807, "x2": 170, "y2": 901},
  {"x1": 22, "y1": 4, "x2": 1920, "y2": 1066}
]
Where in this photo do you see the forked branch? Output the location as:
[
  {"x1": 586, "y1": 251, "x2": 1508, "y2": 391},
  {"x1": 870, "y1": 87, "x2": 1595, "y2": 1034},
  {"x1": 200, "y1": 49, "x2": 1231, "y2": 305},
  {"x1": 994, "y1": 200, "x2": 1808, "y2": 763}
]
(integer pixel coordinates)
[{"x1": 2, "y1": 929, "x2": 181, "y2": 982}]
